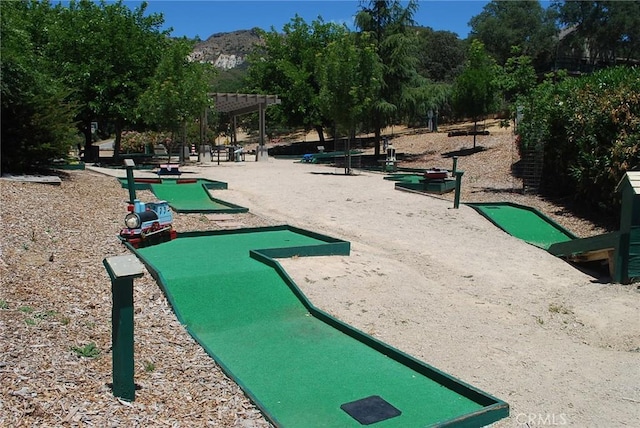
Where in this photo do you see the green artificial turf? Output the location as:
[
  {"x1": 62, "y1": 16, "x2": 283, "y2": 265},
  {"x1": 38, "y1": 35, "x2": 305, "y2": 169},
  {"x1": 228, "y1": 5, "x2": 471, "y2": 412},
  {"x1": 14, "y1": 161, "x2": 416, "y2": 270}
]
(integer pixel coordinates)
[
  {"x1": 117, "y1": 177, "x2": 244, "y2": 213},
  {"x1": 384, "y1": 173, "x2": 424, "y2": 184},
  {"x1": 468, "y1": 203, "x2": 575, "y2": 249},
  {"x1": 149, "y1": 181, "x2": 247, "y2": 213},
  {"x1": 135, "y1": 228, "x2": 506, "y2": 427}
]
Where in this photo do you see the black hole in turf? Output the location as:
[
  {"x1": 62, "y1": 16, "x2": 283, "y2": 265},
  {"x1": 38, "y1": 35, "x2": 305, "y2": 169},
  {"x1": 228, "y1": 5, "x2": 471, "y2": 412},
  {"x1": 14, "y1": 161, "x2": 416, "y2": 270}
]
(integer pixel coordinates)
[{"x1": 340, "y1": 395, "x2": 402, "y2": 425}]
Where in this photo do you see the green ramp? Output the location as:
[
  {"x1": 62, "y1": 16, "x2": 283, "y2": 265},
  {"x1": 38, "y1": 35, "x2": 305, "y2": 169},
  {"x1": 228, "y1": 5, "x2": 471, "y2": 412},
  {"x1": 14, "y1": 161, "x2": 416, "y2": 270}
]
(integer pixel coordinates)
[
  {"x1": 467, "y1": 202, "x2": 577, "y2": 250},
  {"x1": 117, "y1": 178, "x2": 246, "y2": 213},
  {"x1": 384, "y1": 173, "x2": 424, "y2": 184},
  {"x1": 129, "y1": 226, "x2": 508, "y2": 427},
  {"x1": 150, "y1": 180, "x2": 248, "y2": 213}
]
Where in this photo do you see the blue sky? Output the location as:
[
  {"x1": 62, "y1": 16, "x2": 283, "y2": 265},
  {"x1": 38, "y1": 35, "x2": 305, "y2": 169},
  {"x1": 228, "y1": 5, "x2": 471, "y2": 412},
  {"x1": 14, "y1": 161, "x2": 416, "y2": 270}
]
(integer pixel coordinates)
[{"x1": 130, "y1": 1, "x2": 493, "y2": 40}]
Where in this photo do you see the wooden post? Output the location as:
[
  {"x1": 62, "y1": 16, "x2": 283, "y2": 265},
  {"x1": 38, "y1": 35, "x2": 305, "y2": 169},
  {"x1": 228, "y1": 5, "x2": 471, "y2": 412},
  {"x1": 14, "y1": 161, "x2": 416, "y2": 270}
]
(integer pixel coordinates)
[
  {"x1": 454, "y1": 171, "x2": 464, "y2": 209},
  {"x1": 124, "y1": 159, "x2": 136, "y2": 204},
  {"x1": 103, "y1": 255, "x2": 145, "y2": 401}
]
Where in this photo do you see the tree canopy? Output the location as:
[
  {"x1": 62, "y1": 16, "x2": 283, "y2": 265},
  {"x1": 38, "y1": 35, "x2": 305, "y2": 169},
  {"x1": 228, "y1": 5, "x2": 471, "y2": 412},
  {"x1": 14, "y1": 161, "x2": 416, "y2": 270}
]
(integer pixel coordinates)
[
  {"x1": 317, "y1": 31, "x2": 381, "y2": 137},
  {"x1": 43, "y1": 0, "x2": 168, "y2": 160},
  {"x1": 469, "y1": 0, "x2": 557, "y2": 71},
  {"x1": 415, "y1": 28, "x2": 466, "y2": 83},
  {"x1": 451, "y1": 40, "x2": 499, "y2": 147},
  {"x1": 553, "y1": 0, "x2": 640, "y2": 66},
  {"x1": 245, "y1": 16, "x2": 346, "y2": 142},
  {"x1": 355, "y1": 0, "x2": 424, "y2": 155},
  {"x1": 1, "y1": 1, "x2": 78, "y2": 172}
]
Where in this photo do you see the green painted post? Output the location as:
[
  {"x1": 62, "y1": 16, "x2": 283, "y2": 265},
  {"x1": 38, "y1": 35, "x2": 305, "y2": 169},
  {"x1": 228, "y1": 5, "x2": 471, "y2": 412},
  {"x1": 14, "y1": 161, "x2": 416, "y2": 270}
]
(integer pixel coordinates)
[
  {"x1": 452, "y1": 156, "x2": 458, "y2": 175},
  {"x1": 454, "y1": 171, "x2": 464, "y2": 209},
  {"x1": 103, "y1": 255, "x2": 145, "y2": 402},
  {"x1": 124, "y1": 159, "x2": 137, "y2": 204}
]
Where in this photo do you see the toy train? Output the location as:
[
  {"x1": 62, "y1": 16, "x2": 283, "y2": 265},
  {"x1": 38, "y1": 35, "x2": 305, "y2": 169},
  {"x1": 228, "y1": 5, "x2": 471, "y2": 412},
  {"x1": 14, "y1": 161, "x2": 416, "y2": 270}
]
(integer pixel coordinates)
[{"x1": 119, "y1": 199, "x2": 176, "y2": 248}]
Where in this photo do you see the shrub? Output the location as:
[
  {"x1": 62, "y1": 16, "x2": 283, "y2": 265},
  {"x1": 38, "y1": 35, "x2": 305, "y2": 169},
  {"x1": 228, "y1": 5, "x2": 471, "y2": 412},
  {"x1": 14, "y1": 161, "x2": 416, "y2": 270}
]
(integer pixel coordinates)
[
  {"x1": 121, "y1": 130, "x2": 173, "y2": 153},
  {"x1": 517, "y1": 67, "x2": 640, "y2": 216}
]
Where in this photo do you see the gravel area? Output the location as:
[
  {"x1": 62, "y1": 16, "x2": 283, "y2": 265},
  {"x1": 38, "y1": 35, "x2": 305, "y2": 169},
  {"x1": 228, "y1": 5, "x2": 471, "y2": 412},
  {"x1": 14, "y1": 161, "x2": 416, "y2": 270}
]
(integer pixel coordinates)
[{"x1": 0, "y1": 171, "x2": 274, "y2": 427}]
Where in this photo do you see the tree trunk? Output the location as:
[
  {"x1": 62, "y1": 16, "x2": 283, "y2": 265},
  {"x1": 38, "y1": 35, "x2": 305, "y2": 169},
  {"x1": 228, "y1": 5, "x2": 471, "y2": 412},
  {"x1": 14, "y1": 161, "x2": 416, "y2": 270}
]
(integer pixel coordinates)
[
  {"x1": 374, "y1": 127, "x2": 381, "y2": 157},
  {"x1": 473, "y1": 120, "x2": 477, "y2": 148},
  {"x1": 180, "y1": 121, "x2": 187, "y2": 165},
  {"x1": 315, "y1": 125, "x2": 325, "y2": 143},
  {"x1": 83, "y1": 122, "x2": 94, "y2": 162},
  {"x1": 113, "y1": 120, "x2": 123, "y2": 162}
]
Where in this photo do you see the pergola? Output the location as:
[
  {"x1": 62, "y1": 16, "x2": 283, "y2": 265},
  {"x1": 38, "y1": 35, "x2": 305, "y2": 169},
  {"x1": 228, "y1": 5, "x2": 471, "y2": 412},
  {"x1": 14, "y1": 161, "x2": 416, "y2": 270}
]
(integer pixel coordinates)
[{"x1": 212, "y1": 93, "x2": 281, "y2": 160}]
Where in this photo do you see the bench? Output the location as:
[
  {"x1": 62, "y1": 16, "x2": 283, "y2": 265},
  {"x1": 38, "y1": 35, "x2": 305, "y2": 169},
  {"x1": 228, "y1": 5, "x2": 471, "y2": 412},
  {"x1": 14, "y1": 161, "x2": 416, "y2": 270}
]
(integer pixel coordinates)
[{"x1": 157, "y1": 164, "x2": 181, "y2": 177}]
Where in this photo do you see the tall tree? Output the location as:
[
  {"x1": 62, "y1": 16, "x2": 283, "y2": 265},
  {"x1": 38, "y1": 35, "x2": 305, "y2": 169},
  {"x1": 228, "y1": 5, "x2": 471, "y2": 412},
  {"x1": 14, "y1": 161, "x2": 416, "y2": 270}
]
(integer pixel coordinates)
[
  {"x1": 246, "y1": 16, "x2": 344, "y2": 142},
  {"x1": 137, "y1": 39, "x2": 214, "y2": 162},
  {"x1": 45, "y1": 0, "x2": 167, "y2": 161},
  {"x1": 355, "y1": 0, "x2": 422, "y2": 156},
  {"x1": 553, "y1": 0, "x2": 640, "y2": 66},
  {"x1": 496, "y1": 47, "x2": 537, "y2": 108},
  {"x1": 452, "y1": 40, "x2": 499, "y2": 148},
  {"x1": 1, "y1": 1, "x2": 77, "y2": 173},
  {"x1": 469, "y1": 0, "x2": 557, "y2": 71},
  {"x1": 415, "y1": 28, "x2": 466, "y2": 82},
  {"x1": 317, "y1": 30, "x2": 381, "y2": 173}
]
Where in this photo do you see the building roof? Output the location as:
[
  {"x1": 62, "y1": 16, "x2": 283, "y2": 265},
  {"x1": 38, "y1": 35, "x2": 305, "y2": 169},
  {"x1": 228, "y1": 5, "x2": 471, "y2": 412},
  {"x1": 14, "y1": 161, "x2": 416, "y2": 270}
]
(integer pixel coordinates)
[
  {"x1": 212, "y1": 93, "x2": 281, "y2": 116},
  {"x1": 617, "y1": 171, "x2": 640, "y2": 195}
]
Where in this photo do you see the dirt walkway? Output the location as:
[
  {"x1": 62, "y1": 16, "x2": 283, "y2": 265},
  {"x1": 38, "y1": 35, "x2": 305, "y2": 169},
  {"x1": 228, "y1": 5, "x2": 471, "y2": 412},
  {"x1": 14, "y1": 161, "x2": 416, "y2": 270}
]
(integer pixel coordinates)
[{"x1": 176, "y1": 157, "x2": 640, "y2": 427}]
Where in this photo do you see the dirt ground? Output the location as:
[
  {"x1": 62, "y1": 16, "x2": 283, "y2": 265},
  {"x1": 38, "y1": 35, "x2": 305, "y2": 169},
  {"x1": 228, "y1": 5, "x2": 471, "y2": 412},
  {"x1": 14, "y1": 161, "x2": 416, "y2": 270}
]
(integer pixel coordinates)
[{"x1": 1, "y1": 124, "x2": 639, "y2": 427}]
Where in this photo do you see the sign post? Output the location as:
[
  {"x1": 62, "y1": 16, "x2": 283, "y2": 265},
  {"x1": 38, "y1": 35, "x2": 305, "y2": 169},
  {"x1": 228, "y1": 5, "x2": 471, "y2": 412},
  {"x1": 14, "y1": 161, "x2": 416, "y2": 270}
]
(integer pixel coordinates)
[{"x1": 103, "y1": 254, "x2": 145, "y2": 401}]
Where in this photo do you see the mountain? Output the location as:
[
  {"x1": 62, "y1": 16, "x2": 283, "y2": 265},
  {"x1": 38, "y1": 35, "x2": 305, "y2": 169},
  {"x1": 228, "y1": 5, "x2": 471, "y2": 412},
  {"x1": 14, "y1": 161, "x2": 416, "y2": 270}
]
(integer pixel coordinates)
[{"x1": 189, "y1": 29, "x2": 262, "y2": 70}]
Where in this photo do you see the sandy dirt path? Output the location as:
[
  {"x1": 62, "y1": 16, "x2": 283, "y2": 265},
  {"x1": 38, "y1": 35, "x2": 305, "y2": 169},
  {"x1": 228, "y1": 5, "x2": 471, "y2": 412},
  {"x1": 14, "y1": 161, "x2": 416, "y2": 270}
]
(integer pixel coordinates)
[{"x1": 179, "y1": 157, "x2": 640, "y2": 427}]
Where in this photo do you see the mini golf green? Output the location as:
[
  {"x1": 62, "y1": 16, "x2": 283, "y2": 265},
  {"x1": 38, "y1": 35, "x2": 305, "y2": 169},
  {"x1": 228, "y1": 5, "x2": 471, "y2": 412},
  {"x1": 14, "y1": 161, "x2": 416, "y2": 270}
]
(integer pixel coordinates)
[
  {"x1": 149, "y1": 181, "x2": 248, "y2": 213},
  {"x1": 384, "y1": 173, "x2": 424, "y2": 184},
  {"x1": 130, "y1": 226, "x2": 508, "y2": 427},
  {"x1": 384, "y1": 173, "x2": 457, "y2": 195},
  {"x1": 467, "y1": 202, "x2": 577, "y2": 250},
  {"x1": 117, "y1": 178, "x2": 248, "y2": 213}
]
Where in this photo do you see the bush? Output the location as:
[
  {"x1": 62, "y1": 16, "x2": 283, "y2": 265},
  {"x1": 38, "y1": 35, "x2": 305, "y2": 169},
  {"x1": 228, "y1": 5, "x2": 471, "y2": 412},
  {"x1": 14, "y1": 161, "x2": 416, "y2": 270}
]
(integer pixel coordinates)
[
  {"x1": 517, "y1": 67, "x2": 640, "y2": 216},
  {"x1": 120, "y1": 130, "x2": 172, "y2": 153}
]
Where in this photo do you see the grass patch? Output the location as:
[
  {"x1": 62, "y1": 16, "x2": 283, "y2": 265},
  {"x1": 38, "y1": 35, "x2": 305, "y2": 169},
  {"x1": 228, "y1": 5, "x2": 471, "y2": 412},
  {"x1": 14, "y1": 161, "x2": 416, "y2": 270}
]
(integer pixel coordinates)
[{"x1": 72, "y1": 342, "x2": 101, "y2": 358}]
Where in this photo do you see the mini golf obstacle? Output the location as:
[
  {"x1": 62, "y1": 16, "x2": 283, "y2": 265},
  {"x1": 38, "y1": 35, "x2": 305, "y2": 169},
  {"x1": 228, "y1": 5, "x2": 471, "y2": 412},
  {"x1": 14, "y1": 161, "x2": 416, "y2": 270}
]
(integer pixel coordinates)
[
  {"x1": 468, "y1": 171, "x2": 640, "y2": 284},
  {"x1": 548, "y1": 171, "x2": 640, "y2": 283},
  {"x1": 466, "y1": 202, "x2": 577, "y2": 251},
  {"x1": 386, "y1": 157, "x2": 463, "y2": 197},
  {"x1": 120, "y1": 226, "x2": 508, "y2": 426},
  {"x1": 118, "y1": 177, "x2": 248, "y2": 214}
]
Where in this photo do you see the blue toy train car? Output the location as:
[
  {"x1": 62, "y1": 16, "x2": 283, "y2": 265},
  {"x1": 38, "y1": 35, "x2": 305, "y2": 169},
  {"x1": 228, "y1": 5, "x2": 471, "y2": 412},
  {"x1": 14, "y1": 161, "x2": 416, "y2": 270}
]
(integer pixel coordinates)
[{"x1": 119, "y1": 199, "x2": 176, "y2": 248}]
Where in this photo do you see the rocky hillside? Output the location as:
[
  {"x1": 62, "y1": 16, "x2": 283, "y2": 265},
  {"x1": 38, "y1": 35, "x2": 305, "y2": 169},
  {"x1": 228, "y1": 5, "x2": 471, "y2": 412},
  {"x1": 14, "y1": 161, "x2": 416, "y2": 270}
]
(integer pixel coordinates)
[{"x1": 189, "y1": 29, "x2": 262, "y2": 70}]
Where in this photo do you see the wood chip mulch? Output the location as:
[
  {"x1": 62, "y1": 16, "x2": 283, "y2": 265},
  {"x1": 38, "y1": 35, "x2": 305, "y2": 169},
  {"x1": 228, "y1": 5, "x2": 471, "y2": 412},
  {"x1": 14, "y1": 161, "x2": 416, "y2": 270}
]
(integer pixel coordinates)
[{"x1": 0, "y1": 171, "x2": 274, "y2": 427}]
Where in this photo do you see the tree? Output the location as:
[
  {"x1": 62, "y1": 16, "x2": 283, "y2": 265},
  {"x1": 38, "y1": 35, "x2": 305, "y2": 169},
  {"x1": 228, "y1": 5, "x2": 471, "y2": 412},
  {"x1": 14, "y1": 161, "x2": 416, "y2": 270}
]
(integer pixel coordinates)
[
  {"x1": 355, "y1": 0, "x2": 423, "y2": 156},
  {"x1": 415, "y1": 28, "x2": 466, "y2": 82},
  {"x1": 493, "y1": 46, "x2": 537, "y2": 124},
  {"x1": 469, "y1": 0, "x2": 557, "y2": 71},
  {"x1": 317, "y1": 31, "x2": 382, "y2": 173},
  {"x1": 1, "y1": 1, "x2": 78, "y2": 173},
  {"x1": 137, "y1": 39, "x2": 214, "y2": 162},
  {"x1": 553, "y1": 0, "x2": 640, "y2": 66},
  {"x1": 246, "y1": 16, "x2": 345, "y2": 142},
  {"x1": 45, "y1": 0, "x2": 167, "y2": 161},
  {"x1": 452, "y1": 40, "x2": 499, "y2": 148}
]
